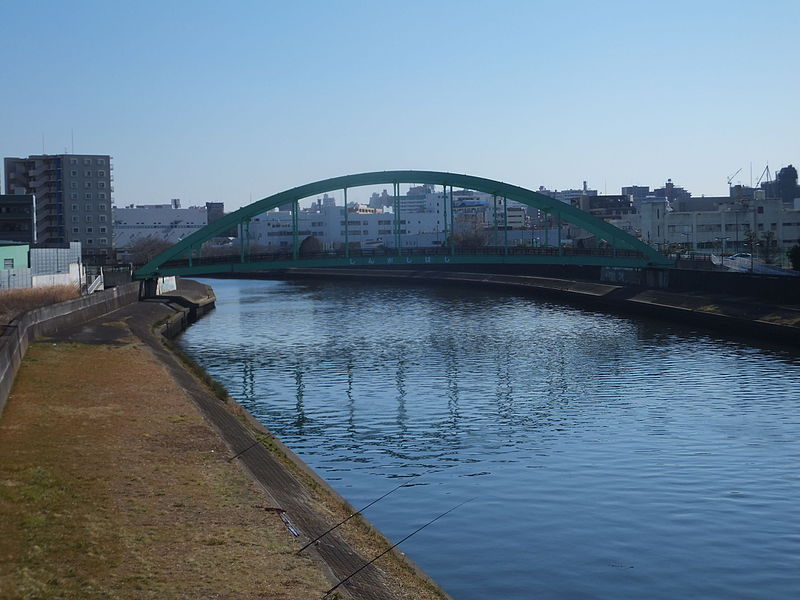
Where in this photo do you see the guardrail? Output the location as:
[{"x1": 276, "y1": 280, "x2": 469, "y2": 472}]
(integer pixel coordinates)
[
  {"x1": 160, "y1": 245, "x2": 648, "y2": 269},
  {"x1": 87, "y1": 274, "x2": 104, "y2": 294}
]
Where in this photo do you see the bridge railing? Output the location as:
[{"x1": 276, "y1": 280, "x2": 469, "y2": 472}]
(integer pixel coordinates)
[{"x1": 157, "y1": 245, "x2": 647, "y2": 270}]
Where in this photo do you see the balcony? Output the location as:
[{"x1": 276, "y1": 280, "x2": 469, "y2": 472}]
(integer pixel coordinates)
[{"x1": 27, "y1": 161, "x2": 57, "y2": 179}]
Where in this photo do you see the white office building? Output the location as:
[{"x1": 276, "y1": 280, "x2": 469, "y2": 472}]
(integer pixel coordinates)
[
  {"x1": 637, "y1": 193, "x2": 800, "y2": 256},
  {"x1": 246, "y1": 187, "x2": 531, "y2": 251},
  {"x1": 112, "y1": 200, "x2": 210, "y2": 248}
]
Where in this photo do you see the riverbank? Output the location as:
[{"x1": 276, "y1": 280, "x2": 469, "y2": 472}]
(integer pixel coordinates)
[
  {"x1": 0, "y1": 279, "x2": 449, "y2": 600},
  {"x1": 257, "y1": 268, "x2": 800, "y2": 346}
]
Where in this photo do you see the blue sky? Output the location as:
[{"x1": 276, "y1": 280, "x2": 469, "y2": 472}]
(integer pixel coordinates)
[{"x1": 2, "y1": 0, "x2": 798, "y2": 209}]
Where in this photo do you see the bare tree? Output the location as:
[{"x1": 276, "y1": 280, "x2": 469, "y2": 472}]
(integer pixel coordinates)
[{"x1": 129, "y1": 237, "x2": 173, "y2": 266}]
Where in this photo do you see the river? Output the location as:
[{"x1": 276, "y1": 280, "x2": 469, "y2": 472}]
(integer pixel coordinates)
[{"x1": 178, "y1": 277, "x2": 800, "y2": 599}]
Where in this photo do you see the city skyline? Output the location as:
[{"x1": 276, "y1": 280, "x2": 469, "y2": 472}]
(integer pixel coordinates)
[{"x1": 2, "y1": 1, "x2": 798, "y2": 210}]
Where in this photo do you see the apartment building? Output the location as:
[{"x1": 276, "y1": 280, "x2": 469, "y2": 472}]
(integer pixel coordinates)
[{"x1": 4, "y1": 154, "x2": 113, "y2": 262}]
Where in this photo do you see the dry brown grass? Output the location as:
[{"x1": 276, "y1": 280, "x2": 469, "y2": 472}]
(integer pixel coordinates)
[{"x1": 0, "y1": 285, "x2": 79, "y2": 325}]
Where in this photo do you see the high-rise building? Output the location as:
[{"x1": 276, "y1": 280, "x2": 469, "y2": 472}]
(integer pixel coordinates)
[{"x1": 3, "y1": 154, "x2": 113, "y2": 262}]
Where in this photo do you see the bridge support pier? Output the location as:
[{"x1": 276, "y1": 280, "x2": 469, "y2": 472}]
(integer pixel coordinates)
[
  {"x1": 344, "y1": 188, "x2": 349, "y2": 259},
  {"x1": 492, "y1": 194, "x2": 498, "y2": 247},
  {"x1": 503, "y1": 196, "x2": 509, "y2": 255},
  {"x1": 449, "y1": 185, "x2": 455, "y2": 256},
  {"x1": 292, "y1": 199, "x2": 299, "y2": 260},
  {"x1": 140, "y1": 278, "x2": 158, "y2": 299},
  {"x1": 239, "y1": 219, "x2": 251, "y2": 263},
  {"x1": 394, "y1": 182, "x2": 401, "y2": 256},
  {"x1": 442, "y1": 183, "x2": 448, "y2": 249}
]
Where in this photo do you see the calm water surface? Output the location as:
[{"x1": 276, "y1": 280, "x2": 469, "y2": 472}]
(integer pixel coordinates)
[{"x1": 178, "y1": 278, "x2": 800, "y2": 599}]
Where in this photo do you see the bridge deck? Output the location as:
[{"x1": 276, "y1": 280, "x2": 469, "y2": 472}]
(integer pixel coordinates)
[{"x1": 140, "y1": 246, "x2": 668, "y2": 278}]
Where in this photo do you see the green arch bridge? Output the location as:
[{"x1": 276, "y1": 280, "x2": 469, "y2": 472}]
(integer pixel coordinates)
[{"x1": 133, "y1": 170, "x2": 673, "y2": 280}]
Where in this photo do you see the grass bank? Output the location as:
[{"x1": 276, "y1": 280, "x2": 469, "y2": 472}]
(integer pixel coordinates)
[{"x1": 0, "y1": 340, "x2": 330, "y2": 599}]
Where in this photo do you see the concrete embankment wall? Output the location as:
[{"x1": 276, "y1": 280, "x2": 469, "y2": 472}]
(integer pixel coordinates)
[
  {"x1": 0, "y1": 282, "x2": 141, "y2": 416},
  {"x1": 154, "y1": 293, "x2": 216, "y2": 339},
  {"x1": 264, "y1": 268, "x2": 800, "y2": 346}
]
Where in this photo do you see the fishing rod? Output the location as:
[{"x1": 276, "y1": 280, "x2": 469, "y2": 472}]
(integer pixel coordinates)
[
  {"x1": 227, "y1": 438, "x2": 261, "y2": 462},
  {"x1": 322, "y1": 497, "x2": 475, "y2": 598},
  {"x1": 297, "y1": 473, "x2": 424, "y2": 555}
]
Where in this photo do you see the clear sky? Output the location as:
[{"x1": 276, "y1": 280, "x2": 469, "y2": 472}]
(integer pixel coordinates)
[{"x1": 2, "y1": 0, "x2": 798, "y2": 210}]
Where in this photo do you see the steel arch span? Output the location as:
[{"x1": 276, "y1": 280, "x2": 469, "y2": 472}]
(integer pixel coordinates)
[{"x1": 133, "y1": 170, "x2": 672, "y2": 279}]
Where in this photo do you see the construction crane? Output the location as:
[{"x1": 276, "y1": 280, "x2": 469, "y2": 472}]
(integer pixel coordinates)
[
  {"x1": 755, "y1": 164, "x2": 771, "y2": 187},
  {"x1": 726, "y1": 167, "x2": 742, "y2": 187}
]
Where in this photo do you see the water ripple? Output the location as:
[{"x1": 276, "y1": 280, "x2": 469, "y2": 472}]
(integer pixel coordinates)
[{"x1": 180, "y1": 278, "x2": 800, "y2": 600}]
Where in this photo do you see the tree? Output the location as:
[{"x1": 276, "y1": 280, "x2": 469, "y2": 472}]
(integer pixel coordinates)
[
  {"x1": 788, "y1": 242, "x2": 800, "y2": 271},
  {"x1": 760, "y1": 231, "x2": 777, "y2": 264},
  {"x1": 128, "y1": 237, "x2": 172, "y2": 266},
  {"x1": 744, "y1": 230, "x2": 759, "y2": 258},
  {"x1": 299, "y1": 236, "x2": 323, "y2": 256}
]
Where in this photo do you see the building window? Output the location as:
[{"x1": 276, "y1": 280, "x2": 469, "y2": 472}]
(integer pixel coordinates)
[
  {"x1": 98, "y1": 204, "x2": 106, "y2": 211},
  {"x1": 98, "y1": 170, "x2": 105, "y2": 177},
  {"x1": 86, "y1": 238, "x2": 93, "y2": 244},
  {"x1": 4, "y1": 258, "x2": 14, "y2": 269},
  {"x1": 98, "y1": 215, "x2": 107, "y2": 223},
  {"x1": 72, "y1": 216, "x2": 79, "y2": 223},
  {"x1": 85, "y1": 170, "x2": 92, "y2": 177},
  {"x1": 97, "y1": 159, "x2": 105, "y2": 165},
  {"x1": 85, "y1": 193, "x2": 92, "y2": 200},
  {"x1": 84, "y1": 181, "x2": 92, "y2": 188},
  {"x1": 70, "y1": 182, "x2": 77, "y2": 189},
  {"x1": 86, "y1": 215, "x2": 93, "y2": 223},
  {"x1": 84, "y1": 158, "x2": 91, "y2": 165},
  {"x1": 99, "y1": 238, "x2": 107, "y2": 245},
  {"x1": 71, "y1": 193, "x2": 78, "y2": 200},
  {"x1": 70, "y1": 158, "x2": 77, "y2": 165},
  {"x1": 98, "y1": 193, "x2": 106, "y2": 200},
  {"x1": 85, "y1": 204, "x2": 92, "y2": 211},
  {"x1": 71, "y1": 204, "x2": 78, "y2": 211},
  {"x1": 98, "y1": 181, "x2": 106, "y2": 188},
  {"x1": 87, "y1": 227, "x2": 93, "y2": 233},
  {"x1": 72, "y1": 227, "x2": 79, "y2": 233},
  {"x1": 70, "y1": 170, "x2": 77, "y2": 176},
  {"x1": 99, "y1": 227, "x2": 107, "y2": 233}
]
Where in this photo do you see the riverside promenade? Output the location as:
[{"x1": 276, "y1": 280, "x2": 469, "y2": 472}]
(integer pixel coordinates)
[{"x1": 0, "y1": 280, "x2": 448, "y2": 600}]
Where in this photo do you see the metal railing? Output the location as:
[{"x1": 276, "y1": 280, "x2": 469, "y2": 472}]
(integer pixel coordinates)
[
  {"x1": 159, "y1": 245, "x2": 648, "y2": 269},
  {"x1": 87, "y1": 274, "x2": 104, "y2": 294}
]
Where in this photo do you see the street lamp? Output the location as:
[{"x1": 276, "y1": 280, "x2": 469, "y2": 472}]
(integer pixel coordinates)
[
  {"x1": 745, "y1": 236, "x2": 759, "y2": 273},
  {"x1": 681, "y1": 231, "x2": 691, "y2": 255},
  {"x1": 715, "y1": 236, "x2": 730, "y2": 260}
]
